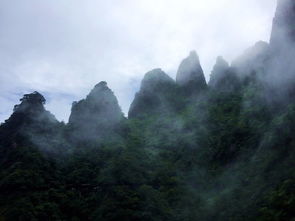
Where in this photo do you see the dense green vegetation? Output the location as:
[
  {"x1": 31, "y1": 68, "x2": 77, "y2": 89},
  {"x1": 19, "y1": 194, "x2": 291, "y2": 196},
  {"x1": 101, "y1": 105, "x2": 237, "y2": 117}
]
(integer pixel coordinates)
[{"x1": 0, "y1": 1, "x2": 295, "y2": 220}]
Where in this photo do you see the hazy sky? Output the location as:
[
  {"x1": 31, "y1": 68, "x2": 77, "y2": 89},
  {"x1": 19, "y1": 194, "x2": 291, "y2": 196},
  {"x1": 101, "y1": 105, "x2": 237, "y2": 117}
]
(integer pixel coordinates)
[{"x1": 0, "y1": 0, "x2": 277, "y2": 122}]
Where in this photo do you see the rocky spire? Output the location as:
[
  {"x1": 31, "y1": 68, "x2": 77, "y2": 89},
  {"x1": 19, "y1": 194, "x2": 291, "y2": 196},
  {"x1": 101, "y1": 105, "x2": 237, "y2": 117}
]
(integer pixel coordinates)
[
  {"x1": 13, "y1": 91, "x2": 46, "y2": 114},
  {"x1": 176, "y1": 51, "x2": 207, "y2": 94},
  {"x1": 232, "y1": 41, "x2": 269, "y2": 77},
  {"x1": 266, "y1": 0, "x2": 295, "y2": 95},
  {"x1": 209, "y1": 56, "x2": 229, "y2": 87},
  {"x1": 68, "y1": 81, "x2": 125, "y2": 144},
  {"x1": 69, "y1": 81, "x2": 123, "y2": 124},
  {"x1": 270, "y1": 0, "x2": 295, "y2": 49},
  {"x1": 140, "y1": 68, "x2": 175, "y2": 92},
  {"x1": 0, "y1": 92, "x2": 59, "y2": 149},
  {"x1": 6, "y1": 91, "x2": 56, "y2": 124},
  {"x1": 128, "y1": 69, "x2": 178, "y2": 118}
]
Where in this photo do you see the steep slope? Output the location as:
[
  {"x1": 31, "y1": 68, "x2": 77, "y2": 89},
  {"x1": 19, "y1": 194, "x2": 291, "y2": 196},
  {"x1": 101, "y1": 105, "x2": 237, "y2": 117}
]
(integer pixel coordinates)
[
  {"x1": 209, "y1": 56, "x2": 240, "y2": 92},
  {"x1": 128, "y1": 69, "x2": 185, "y2": 149},
  {"x1": 0, "y1": 92, "x2": 67, "y2": 220},
  {"x1": 0, "y1": 0, "x2": 295, "y2": 220},
  {"x1": 0, "y1": 91, "x2": 64, "y2": 153},
  {"x1": 176, "y1": 51, "x2": 207, "y2": 95},
  {"x1": 270, "y1": 0, "x2": 295, "y2": 49},
  {"x1": 267, "y1": 0, "x2": 295, "y2": 96},
  {"x1": 128, "y1": 69, "x2": 179, "y2": 118},
  {"x1": 68, "y1": 81, "x2": 125, "y2": 145},
  {"x1": 232, "y1": 41, "x2": 270, "y2": 78}
]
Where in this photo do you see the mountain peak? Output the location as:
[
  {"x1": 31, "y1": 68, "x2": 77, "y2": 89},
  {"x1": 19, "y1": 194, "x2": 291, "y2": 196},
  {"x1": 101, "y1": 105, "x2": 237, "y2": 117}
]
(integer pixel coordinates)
[
  {"x1": 216, "y1": 56, "x2": 229, "y2": 68},
  {"x1": 209, "y1": 56, "x2": 229, "y2": 87},
  {"x1": 87, "y1": 81, "x2": 111, "y2": 99},
  {"x1": 68, "y1": 82, "x2": 124, "y2": 144},
  {"x1": 0, "y1": 92, "x2": 58, "y2": 148},
  {"x1": 13, "y1": 91, "x2": 46, "y2": 113},
  {"x1": 176, "y1": 51, "x2": 207, "y2": 92},
  {"x1": 140, "y1": 68, "x2": 175, "y2": 92},
  {"x1": 10, "y1": 91, "x2": 56, "y2": 123},
  {"x1": 142, "y1": 68, "x2": 168, "y2": 81},
  {"x1": 266, "y1": 0, "x2": 295, "y2": 91},
  {"x1": 270, "y1": 0, "x2": 295, "y2": 48},
  {"x1": 95, "y1": 81, "x2": 107, "y2": 88},
  {"x1": 188, "y1": 50, "x2": 198, "y2": 60},
  {"x1": 231, "y1": 41, "x2": 269, "y2": 77},
  {"x1": 128, "y1": 69, "x2": 177, "y2": 118}
]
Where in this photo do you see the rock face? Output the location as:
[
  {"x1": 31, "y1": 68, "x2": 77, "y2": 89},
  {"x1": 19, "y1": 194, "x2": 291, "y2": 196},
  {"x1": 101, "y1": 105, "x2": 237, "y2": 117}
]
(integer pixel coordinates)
[
  {"x1": 140, "y1": 68, "x2": 175, "y2": 92},
  {"x1": 209, "y1": 56, "x2": 229, "y2": 87},
  {"x1": 232, "y1": 41, "x2": 270, "y2": 77},
  {"x1": 128, "y1": 69, "x2": 178, "y2": 118},
  {"x1": 129, "y1": 52, "x2": 209, "y2": 118},
  {"x1": 1, "y1": 91, "x2": 57, "y2": 129},
  {"x1": 209, "y1": 57, "x2": 240, "y2": 92},
  {"x1": 270, "y1": 0, "x2": 295, "y2": 49},
  {"x1": 176, "y1": 51, "x2": 207, "y2": 93},
  {"x1": 13, "y1": 92, "x2": 46, "y2": 113},
  {"x1": 267, "y1": 0, "x2": 295, "y2": 94},
  {"x1": 232, "y1": 0, "x2": 295, "y2": 84},
  {"x1": 68, "y1": 81, "x2": 125, "y2": 144},
  {"x1": 269, "y1": 0, "x2": 295, "y2": 60},
  {"x1": 0, "y1": 92, "x2": 59, "y2": 149}
]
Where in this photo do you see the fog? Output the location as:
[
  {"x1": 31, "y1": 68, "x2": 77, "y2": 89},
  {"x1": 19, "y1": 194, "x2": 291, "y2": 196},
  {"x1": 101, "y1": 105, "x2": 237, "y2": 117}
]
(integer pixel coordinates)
[{"x1": 0, "y1": 0, "x2": 276, "y2": 122}]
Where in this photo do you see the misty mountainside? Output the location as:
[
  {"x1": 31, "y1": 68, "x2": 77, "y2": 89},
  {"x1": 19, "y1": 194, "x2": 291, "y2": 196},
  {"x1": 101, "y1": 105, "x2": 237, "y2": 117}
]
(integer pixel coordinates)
[
  {"x1": 67, "y1": 81, "x2": 126, "y2": 146},
  {"x1": 0, "y1": 0, "x2": 295, "y2": 220}
]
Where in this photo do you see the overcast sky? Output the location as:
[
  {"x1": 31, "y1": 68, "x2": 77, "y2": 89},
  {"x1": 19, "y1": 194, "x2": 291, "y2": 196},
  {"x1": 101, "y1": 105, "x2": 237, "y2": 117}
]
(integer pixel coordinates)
[{"x1": 0, "y1": 0, "x2": 277, "y2": 122}]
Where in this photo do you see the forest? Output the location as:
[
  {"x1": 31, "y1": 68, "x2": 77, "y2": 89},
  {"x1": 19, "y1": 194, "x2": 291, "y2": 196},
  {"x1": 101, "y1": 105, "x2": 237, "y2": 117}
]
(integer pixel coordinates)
[{"x1": 0, "y1": 0, "x2": 294, "y2": 220}]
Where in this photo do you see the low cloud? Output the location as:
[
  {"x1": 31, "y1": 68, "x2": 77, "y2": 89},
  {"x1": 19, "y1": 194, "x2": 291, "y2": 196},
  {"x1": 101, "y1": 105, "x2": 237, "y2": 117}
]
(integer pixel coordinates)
[{"x1": 0, "y1": 0, "x2": 276, "y2": 122}]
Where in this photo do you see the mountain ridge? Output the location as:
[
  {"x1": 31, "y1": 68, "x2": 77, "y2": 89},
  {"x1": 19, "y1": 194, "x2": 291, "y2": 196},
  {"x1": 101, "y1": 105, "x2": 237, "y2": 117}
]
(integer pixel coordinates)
[{"x1": 0, "y1": 1, "x2": 294, "y2": 220}]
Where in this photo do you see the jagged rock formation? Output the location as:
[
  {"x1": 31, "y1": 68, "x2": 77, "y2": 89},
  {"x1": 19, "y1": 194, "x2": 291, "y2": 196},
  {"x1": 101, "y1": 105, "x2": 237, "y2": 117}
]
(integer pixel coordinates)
[
  {"x1": 129, "y1": 52, "x2": 209, "y2": 119},
  {"x1": 270, "y1": 0, "x2": 295, "y2": 49},
  {"x1": 68, "y1": 81, "x2": 125, "y2": 144},
  {"x1": 229, "y1": 0, "x2": 295, "y2": 101},
  {"x1": 176, "y1": 51, "x2": 207, "y2": 94},
  {"x1": 232, "y1": 41, "x2": 270, "y2": 77},
  {"x1": 0, "y1": 92, "x2": 61, "y2": 152},
  {"x1": 0, "y1": 1, "x2": 295, "y2": 220},
  {"x1": 0, "y1": 92, "x2": 57, "y2": 133},
  {"x1": 209, "y1": 57, "x2": 240, "y2": 92},
  {"x1": 128, "y1": 69, "x2": 179, "y2": 118},
  {"x1": 139, "y1": 69, "x2": 175, "y2": 91},
  {"x1": 266, "y1": 0, "x2": 295, "y2": 97},
  {"x1": 13, "y1": 92, "x2": 46, "y2": 113},
  {"x1": 209, "y1": 56, "x2": 229, "y2": 87}
]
